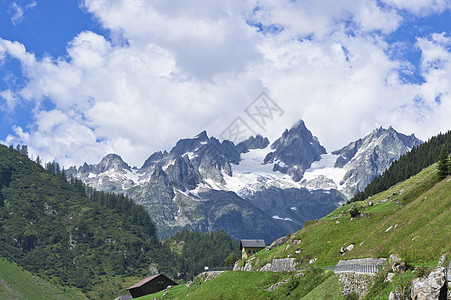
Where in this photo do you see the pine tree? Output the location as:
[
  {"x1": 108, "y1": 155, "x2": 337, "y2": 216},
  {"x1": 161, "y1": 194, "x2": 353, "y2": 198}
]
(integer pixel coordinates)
[
  {"x1": 437, "y1": 145, "x2": 448, "y2": 180},
  {"x1": 19, "y1": 145, "x2": 28, "y2": 157}
]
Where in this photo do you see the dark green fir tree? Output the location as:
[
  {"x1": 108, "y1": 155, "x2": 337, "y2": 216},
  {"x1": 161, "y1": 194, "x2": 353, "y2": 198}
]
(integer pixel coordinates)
[{"x1": 437, "y1": 145, "x2": 449, "y2": 180}]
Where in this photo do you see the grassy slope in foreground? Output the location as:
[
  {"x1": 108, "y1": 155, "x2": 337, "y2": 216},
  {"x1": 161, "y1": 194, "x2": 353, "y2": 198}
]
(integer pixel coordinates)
[
  {"x1": 247, "y1": 163, "x2": 450, "y2": 269},
  {"x1": 139, "y1": 270, "x2": 344, "y2": 300},
  {"x1": 0, "y1": 256, "x2": 83, "y2": 300}
]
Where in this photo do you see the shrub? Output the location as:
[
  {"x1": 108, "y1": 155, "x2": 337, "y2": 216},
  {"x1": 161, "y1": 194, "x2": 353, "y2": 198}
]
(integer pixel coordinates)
[
  {"x1": 391, "y1": 271, "x2": 416, "y2": 299},
  {"x1": 345, "y1": 292, "x2": 359, "y2": 300},
  {"x1": 363, "y1": 266, "x2": 390, "y2": 299},
  {"x1": 349, "y1": 206, "x2": 360, "y2": 218}
]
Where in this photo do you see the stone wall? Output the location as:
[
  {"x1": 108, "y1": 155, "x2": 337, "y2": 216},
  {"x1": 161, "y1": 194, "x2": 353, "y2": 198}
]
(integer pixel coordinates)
[{"x1": 339, "y1": 272, "x2": 374, "y2": 298}]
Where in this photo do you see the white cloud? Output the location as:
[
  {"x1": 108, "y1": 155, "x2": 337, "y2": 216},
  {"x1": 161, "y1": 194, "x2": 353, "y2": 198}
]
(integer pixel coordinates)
[
  {"x1": 6, "y1": 110, "x2": 109, "y2": 167},
  {"x1": 83, "y1": 0, "x2": 260, "y2": 79},
  {"x1": 9, "y1": 1, "x2": 37, "y2": 25},
  {"x1": 381, "y1": 0, "x2": 451, "y2": 16},
  {"x1": 247, "y1": 0, "x2": 401, "y2": 38},
  {"x1": 1, "y1": 1, "x2": 451, "y2": 168},
  {"x1": 0, "y1": 38, "x2": 36, "y2": 66}
]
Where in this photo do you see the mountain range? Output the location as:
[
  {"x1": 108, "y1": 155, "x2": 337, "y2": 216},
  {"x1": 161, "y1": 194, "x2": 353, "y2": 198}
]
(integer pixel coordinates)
[{"x1": 67, "y1": 120, "x2": 421, "y2": 242}]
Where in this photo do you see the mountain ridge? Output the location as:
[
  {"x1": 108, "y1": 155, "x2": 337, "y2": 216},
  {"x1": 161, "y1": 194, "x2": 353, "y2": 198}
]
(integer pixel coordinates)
[{"x1": 66, "y1": 121, "x2": 422, "y2": 241}]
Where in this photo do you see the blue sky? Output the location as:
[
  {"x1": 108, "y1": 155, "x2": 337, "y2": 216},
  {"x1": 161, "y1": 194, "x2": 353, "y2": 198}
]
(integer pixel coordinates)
[{"x1": 0, "y1": 0, "x2": 450, "y2": 167}]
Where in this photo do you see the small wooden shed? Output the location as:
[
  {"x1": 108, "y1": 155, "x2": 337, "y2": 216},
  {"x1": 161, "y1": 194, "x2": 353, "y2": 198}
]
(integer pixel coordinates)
[
  {"x1": 240, "y1": 239, "x2": 266, "y2": 259},
  {"x1": 127, "y1": 273, "x2": 178, "y2": 298}
]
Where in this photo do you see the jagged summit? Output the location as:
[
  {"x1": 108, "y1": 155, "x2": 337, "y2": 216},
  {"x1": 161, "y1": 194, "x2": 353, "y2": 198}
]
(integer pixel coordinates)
[
  {"x1": 332, "y1": 126, "x2": 422, "y2": 197},
  {"x1": 195, "y1": 130, "x2": 209, "y2": 139},
  {"x1": 97, "y1": 153, "x2": 131, "y2": 173},
  {"x1": 170, "y1": 130, "x2": 211, "y2": 157},
  {"x1": 264, "y1": 119, "x2": 326, "y2": 181}
]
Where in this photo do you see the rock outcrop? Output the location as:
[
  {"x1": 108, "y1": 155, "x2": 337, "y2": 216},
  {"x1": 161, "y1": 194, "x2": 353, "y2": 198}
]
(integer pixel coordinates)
[
  {"x1": 258, "y1": 258, "x2": 298, "y2": 272},
  {"x1": 266, "y1": 235, "x2": 290, "y2": 251},
  {"x1": 392, "y1": 262, "x2": 406, "y2": 274},
  {"x1": 409, "y1": 267, "x2": 447, "y2": 300},
  {"x1": 340, "y1": 243, "x2": 355, "y2": 255},
  {"x1": 233, "y1": 257, "x2": 299, "y2": 273}
]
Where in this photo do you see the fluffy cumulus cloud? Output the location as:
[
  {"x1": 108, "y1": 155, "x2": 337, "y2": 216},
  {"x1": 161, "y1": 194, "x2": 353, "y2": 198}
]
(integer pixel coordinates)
[{"x1": 1, "y1": 0, "x2": 451, "y2": 167}]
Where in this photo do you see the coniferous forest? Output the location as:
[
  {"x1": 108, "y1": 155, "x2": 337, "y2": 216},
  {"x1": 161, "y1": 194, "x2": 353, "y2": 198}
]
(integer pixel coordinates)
[
  {"x1": 0, "y1": 144, "x2": 239, "y2": 298},
  {"x1": 351, "y1": 130, "x2": 451, "y2": 202},
  {"x1": 166, "y1": 229, "x2": 240, "y2": 280}
]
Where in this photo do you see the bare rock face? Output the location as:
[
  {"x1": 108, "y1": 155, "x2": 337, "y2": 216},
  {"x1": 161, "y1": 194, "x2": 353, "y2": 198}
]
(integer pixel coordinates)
[
  {"x1": 333, "y1": 126, "x2": 421, "y2": 197},
  {"x1": 267, "y1": 235, "x2": 290, "y2": 250},
  {"x1": 259, "y1": 258, "x2": 298, "y2": 272},
  {"x1": 264, "y1": 120, "x2": 326, "y2": 182},
  {"x1": 388, "y1": 291, "x2": 404, "y2": 300},
  {"x1": 233, "y1": 257, "x2": 257, "y2": 271},
  {"x1": 409, "y1": 267, "x2": 447, "y2": 300},
  {"x1": 236, "y1": 134, "x2": 270, "y2": 153}
]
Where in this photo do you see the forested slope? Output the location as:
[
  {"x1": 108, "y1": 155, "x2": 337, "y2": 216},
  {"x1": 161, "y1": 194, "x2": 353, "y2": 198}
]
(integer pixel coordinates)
[{"x1": 0, "y1": 144, "x2": 179, "y2": 299}]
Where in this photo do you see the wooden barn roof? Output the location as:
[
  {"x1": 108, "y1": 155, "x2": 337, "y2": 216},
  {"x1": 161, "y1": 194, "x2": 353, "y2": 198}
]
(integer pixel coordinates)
[
  {"x1": 240, "y1": 239, "x2": 266, "y2": 249},
  {"x1": 127, "y1": 274, "x2": 161, "y2": 290},
  {"x1": 127, "y1": 273, "x2": 177, "y2": 290}
]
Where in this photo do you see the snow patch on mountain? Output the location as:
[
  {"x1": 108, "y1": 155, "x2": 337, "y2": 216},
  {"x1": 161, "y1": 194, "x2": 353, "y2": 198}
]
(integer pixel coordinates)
[
  {"x1": 302, "y1": 153, "x2": 346, "y2": 187},
  {"x1": 221, "y1": 146, "x2": 302, "y2": 196},
  {"x1": 272, "y1": 215, "x2": 293, "y2": 222}
]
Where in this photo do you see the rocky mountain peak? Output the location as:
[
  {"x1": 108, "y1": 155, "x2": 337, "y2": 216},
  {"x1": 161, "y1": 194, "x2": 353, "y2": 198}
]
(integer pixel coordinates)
[
  {"x1": 66, "y1": 120, "x2": 423, "y2": 242},
  {"x1": 195, "y1": 130, "x2": 209, "y2": 140},
  {"x1": 332, "y1": 126, "x2": 422, "y2": 197},
  {"x1": 97, "y1": 153, "x2": 131, "y2": 173},
  {"x1": 264, "y1": 119, "x2": 326, "y2": 181},
  {"x1": 170, "y1": 131, "x2": 211, "y2": 157}
]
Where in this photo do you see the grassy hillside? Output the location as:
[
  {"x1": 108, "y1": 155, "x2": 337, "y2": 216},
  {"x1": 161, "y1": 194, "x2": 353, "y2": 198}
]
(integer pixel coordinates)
[
  {"x1": 246, "y1": 164, "x2": 450, "y2": 269},
  {"x1": 140, "y1": 163, "x2": 450, "y2": 299},
  {"x1": 139, "y1": 270, "x2": 343, "y2": 300},
  {"x1": 0, "y1": 256, "x2": 83, "y2": 299}
]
